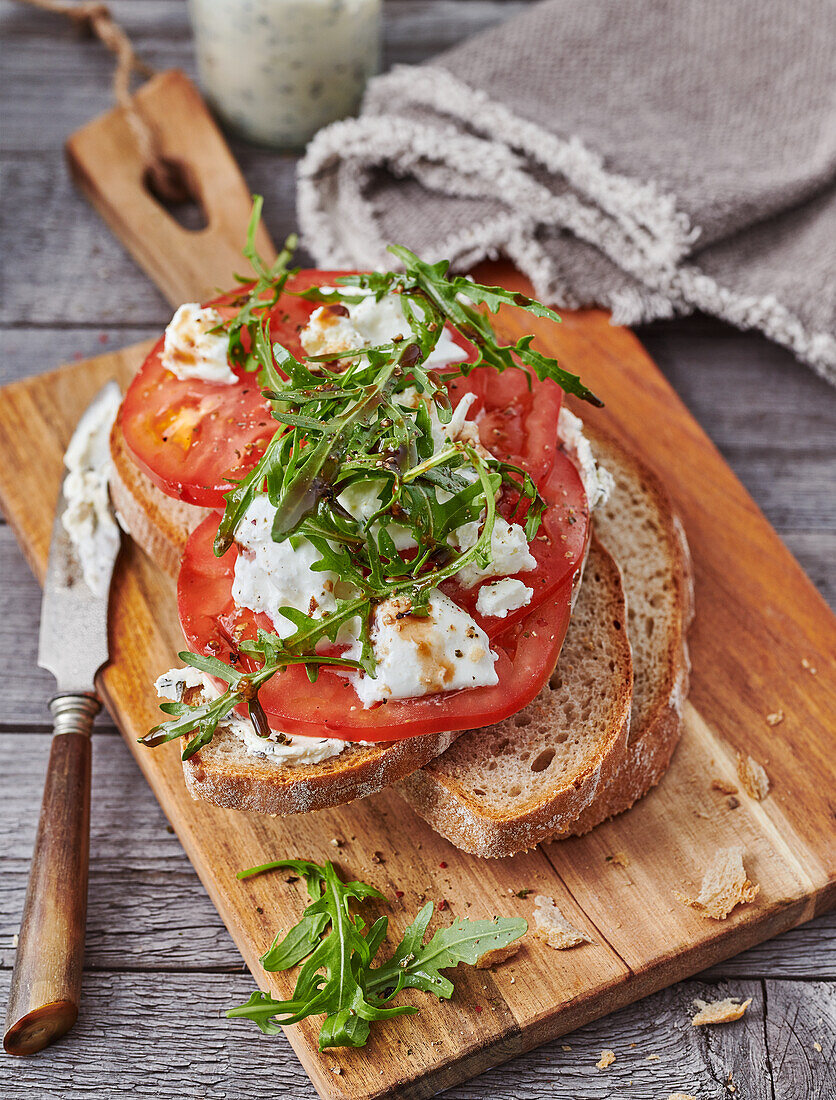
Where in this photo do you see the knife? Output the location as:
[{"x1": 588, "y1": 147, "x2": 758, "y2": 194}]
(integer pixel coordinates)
[{"x1": 3, "y1": 382, "x2": 123, "y2": 1057}]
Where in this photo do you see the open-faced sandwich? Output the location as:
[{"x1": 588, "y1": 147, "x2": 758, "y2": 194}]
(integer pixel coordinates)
[{"x1": 111, "y1": 200, "x2": 693, "y2": 856}]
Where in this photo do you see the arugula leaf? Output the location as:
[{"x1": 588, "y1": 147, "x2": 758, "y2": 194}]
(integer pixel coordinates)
[
  {"x1": 144, "y1": 202, "x2": 598, "y2": 758},
  {"x1": 387, "y1": 245, "x2": 603, "y2": 406},
  {"x1": 227, "y1": 859, "x2": 527, "y2": 1049}
]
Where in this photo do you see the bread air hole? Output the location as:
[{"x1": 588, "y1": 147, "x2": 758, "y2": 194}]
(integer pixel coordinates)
[{"x1": 531, "y1": 748, "x2": 555, "y2": 772}]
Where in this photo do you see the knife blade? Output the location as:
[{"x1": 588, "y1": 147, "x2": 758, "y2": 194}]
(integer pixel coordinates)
[
  {"x1": 37, "y1": 379, "x2": 123, "y2": 691},
  {"x1": 4, "y1": 380, "x2": 123, "y2": 1058}
]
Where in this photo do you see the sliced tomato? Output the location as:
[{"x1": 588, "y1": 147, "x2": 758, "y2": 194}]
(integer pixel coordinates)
[
  {"x1": 441, "y1": 367, "x2": 588, "y2": 637},
  {"x1": 178, "y1": 511, "x2": 575, "y2": 740},
  {"x1": 176, "y1": 364, "x2": 590, "y2": 739},
  {"x1": 120, "y1": 271, "x2": 354, "y2": 507}
]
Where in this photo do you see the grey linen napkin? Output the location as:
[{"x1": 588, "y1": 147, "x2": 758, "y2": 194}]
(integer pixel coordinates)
[{"x1": 297, "y1": 0, "x2": 836, "y2": 382}]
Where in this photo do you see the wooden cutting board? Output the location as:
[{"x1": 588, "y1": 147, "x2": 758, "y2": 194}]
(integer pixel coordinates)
[{"x1": 2, "y1": 71, "x2": 835, "y2": 1100}]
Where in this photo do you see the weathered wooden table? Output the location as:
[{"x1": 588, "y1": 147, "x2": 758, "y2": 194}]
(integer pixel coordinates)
[{"x1": 1, "y1": 2, "x2": 834, "y2": 1097}]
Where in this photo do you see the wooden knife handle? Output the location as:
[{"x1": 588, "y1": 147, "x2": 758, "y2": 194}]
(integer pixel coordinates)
[{"x1": 3, "y1": 693, "x2": 100, "y2": 1056}]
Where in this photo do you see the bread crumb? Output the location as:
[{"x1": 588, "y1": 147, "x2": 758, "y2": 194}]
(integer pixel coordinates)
[
  {"x1": 476, "y1": 942, "x2": 522, "y2": 969},
  {"x1": 330, "y1": 837, "x2": 343, "y2": 847},
  {"x1": 727, "y1": 796, "x2": 740, "y2": 809},
  {"x1": 691, "y1": 996, "x2": 753, "y2": 1025},
  {"x1": 668, "y1": 1094, "x2": 698, "y2": 1100},
  {"x1": 801, "y1": 657, "x2": 817, "y2": 674},
  {"x1": 646, "y1": 1053, "x2": 660, "y2": 1061},
  {"x1": 533, "y1": 895, "x2": 592, "y2": 949},
  {"x1": 676, "y1": 847, "x2": 759, "y2": 920},
  {"x1": 711, "y1": 778, "x2": 738, "y2": 795},
  {"x1": 596, "y1": 1049, "x2": 616, "y2": 1069},
  {"x1": 605, "y1": 852, "x2": 630, "y2": 867},
  {"x1": 814, "y1": 1041, "x2": 822, "y2": 1052},
  {"x1": 765, "y1": 710, "x2": 784, "y2": 726},
  {"x1": 11, "y1": 933, "x2": 18, "y2": 947},
  {"x1": 737, "y1": 753, "x2": 770, "y2": 801},
  {"x1": 330, "y1": 1066, "x2": 342, "y2": 1075},
  {"x1": 561, "y1": 1044, "x2": 572, "y2": 1051}
]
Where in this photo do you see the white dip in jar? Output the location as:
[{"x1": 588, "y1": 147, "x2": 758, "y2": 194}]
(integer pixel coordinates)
[{"x1": 189, "y1": 0, "x2": 382, "y2": 149}]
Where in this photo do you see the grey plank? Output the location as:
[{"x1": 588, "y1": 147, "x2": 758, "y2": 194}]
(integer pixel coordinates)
[
  {"x1": 0, "y1": 971, "x2": 804, "y2": 1099},
  {"x1": 0, "y1": 326, "x2": 159, "y2": 385},
  {"x1": 443, "y1": 979, "x2": 770, "y2": 1099},
  {"x1": 0, "y1": 733, "x2": 243, "y2": 972},
  {"x1": 698, "y1": 910, "x2": 836, "y2": 981},
  {"x1": 0, "y1": 969, "x2": 314, "y2": 1099},
  {"x1": 0, "y1": 0, "x2": 526, "y2": 153},
  {"x1": 2, "y1": 734, "x2": 835, "y2": 979},
  {"x1": 765, "y1": 980, "x2": 836, "y2": 1100}
]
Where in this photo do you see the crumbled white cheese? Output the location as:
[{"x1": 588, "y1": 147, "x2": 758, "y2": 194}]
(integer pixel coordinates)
[
  {"x1": 154, "y1": 667, "x2": 350, "y2": 765},
  {"x1": 231, "y1": 495, "x2": 352, "y2": 638},
  {"x1": 476, "y1": 578, "x2": 533, "y2": 618},
  {"x1": 61, "y1": 384, "x2": 122, "y2": 598},
  {"x1": 454, "y1": 517, "x2": 537, "y2": 587},
  {"x1": 162, "y1": 303, "x2": 236, "y2": 385},
  {"x1": 300, "y1": 291, "x2": 468, "y2": 371},
  {"x1": 558, "y1": 407, "x2": 614, "y2": 510},
  {"x1": 344, "y1": 590, "x2": 498, "y2": 707}
]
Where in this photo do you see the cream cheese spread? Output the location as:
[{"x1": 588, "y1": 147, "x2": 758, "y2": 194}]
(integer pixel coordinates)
[
  {"x1": 343, "y1": 590, "x2": 499, "y2": 707},
  {"x1": 558, "y1": 407, "x2": 614, "y2": 511},
  {"x1": 301, "y1": 290, "x2": 468, "y2": 372},
  {"x1": 161, "y1": 303, "x2": 236, "y2": 385},
  {"x1": 154, "y1": 667, "x2": 352, "y2": 765},
  {"x1": 61, "y1": 384, "x2": 122, "y2": 598},
  {"x1": 223, "y1": 293, "x2": 611, "y2": 713}
]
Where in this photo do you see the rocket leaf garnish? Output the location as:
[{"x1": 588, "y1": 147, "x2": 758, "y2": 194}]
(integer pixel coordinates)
[{"x1": 226, "y1": 859, "x2": 527, "y2": 1050}]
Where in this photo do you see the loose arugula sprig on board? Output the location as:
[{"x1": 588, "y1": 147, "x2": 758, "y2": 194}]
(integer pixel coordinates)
[
  {"x1": 142, "y1": 197, "x2": 600, "y2": 759},
  {"x1": 227, "y1": 859, "x2": 527, "y2": 1050}
]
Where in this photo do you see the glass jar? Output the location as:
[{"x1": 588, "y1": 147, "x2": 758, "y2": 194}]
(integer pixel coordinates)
[{"x1": 189, "y1": 0, "x2": 382, "y2": 150}]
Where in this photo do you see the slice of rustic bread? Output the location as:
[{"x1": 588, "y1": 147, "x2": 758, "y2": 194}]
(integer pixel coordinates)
[
  {"x1": 557, "y1": 422, "x2": 693, "y2": 836},
  {"x1": 397, "y1": 426, "x2": 693, "y2": 853},
  {"x1": 110, "y1": 415, "x2": 206, "y2": 580},
  {"x1": 182, "y1": 721, "x2": 468, "y2": 816},
  {"x1": 184, "y1": 533, "x2": 630, "y2": 818},
  {"x1": 396, "y1": 535, "x2": 633, "y2": 856},
  {"x1": 111, "y1": 403, "x2": 640, "y2": 825}
]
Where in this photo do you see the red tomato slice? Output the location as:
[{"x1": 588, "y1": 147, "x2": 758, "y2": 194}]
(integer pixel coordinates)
[
  {"x1": 441, "y1": 367, "x2": 588, "y2": 637},
  {"x1": 178, "y1": 511, "x2": 575, "y2": 740},
  {"x1": 176, "y1": 364, "x2": 590, "y2": 740},
  {"x1": 120, "y1": 271, "x2": 353, "y2": 507}
]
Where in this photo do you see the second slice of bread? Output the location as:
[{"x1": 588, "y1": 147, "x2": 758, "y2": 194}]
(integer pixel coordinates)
[
  {"x1": 397, "y1": 428, "x2": 693, "y2": 852},
  {"x1": 396, "y1": 535, "x2": 633, "y2": 856}
]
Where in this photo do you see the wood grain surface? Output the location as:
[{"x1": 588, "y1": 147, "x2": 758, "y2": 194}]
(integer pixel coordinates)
[
  {"x1": 1, "y1": 1, "x2": 834, "y2": 1098},
  {"x1": 0, "y1": 288, "x2": 833, "y2": 1097}
]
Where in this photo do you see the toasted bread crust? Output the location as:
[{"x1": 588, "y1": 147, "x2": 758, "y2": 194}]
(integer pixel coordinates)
[
  {"x1": 558, "y1": 426, "x2": 693, "y2": 836},
  {"x1": 109, "y1": 415, "x2": 206, "y2": 580},
  {"x1": 397, "y1": 536, "x2": 633, "y2": 856},
  {"x1": 113, "y1": 387, "x2": 685, "y2": 834},
  {"x1": 182, "y1": 724, "x2": 467, "y2": 816}
]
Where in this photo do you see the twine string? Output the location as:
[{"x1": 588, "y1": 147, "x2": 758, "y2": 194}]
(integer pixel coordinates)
[{"x1": 16, "y1": 0, "x2": 189, "y2": 201}]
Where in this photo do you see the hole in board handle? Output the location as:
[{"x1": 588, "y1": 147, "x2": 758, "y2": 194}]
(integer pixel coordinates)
[{"x1": 142, "y1": 157, "x2": 208, "y2": 232}]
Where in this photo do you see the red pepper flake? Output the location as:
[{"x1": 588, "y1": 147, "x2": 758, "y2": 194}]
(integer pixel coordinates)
[
  {"x1": 439, "y1": 861, "x2": 447, "y2": 869},
  {"x1": 438, "y1": 899, "x2": 449, "y2": 911},
  {"x1": 395, "y1": 890, "x2": 404, "y2": 898},
  {"x1": 475, "y1": 1005, "x2": 483, "y2": 1013}
]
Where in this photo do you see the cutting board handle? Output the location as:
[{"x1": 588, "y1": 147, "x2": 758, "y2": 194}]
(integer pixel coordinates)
[{"x1": 65, "y1": 70, "x2": 276, "y2": 306}]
